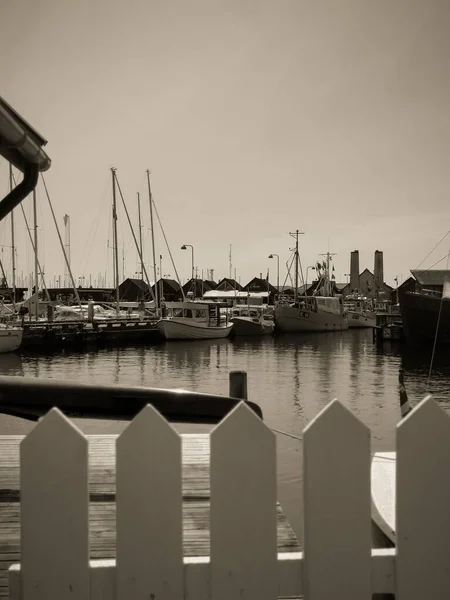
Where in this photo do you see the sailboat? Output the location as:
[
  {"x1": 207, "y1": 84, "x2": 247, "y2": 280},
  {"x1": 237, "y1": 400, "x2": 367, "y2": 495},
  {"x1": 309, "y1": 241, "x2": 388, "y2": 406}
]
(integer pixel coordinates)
[{"x1": 274, "y1": 232, "x2": 348, "y2": 333}]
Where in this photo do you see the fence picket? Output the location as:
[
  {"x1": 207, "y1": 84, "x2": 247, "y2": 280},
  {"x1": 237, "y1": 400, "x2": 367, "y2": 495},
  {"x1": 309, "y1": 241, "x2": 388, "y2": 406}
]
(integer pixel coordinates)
[
  {"x1": 210, "y1": 402, "x2": 277, "y2": 600},
  {"x1": 396, "y1": 396, "x2": 450, "y2": 599},
  {"x1": 116, "y1": 405, "x2": 183, "y2": 600},
  {"x1": 303, "y1": 399, "x2": 371, "y2": 599},
  {"x1": 20, "y1": 408, "x2": 89, "y2": 599}
]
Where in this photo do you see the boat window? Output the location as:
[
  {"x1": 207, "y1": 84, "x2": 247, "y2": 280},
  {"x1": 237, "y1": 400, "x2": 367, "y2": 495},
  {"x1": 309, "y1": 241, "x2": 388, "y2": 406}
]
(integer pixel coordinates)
[
  {"x1": 184, "y1": 309, "x2": 193, "y2": 318},
  {"x1": 193, "y1": 309, "x2": 207, "y2": 319},
  {"x1": 166, "y1": 308, "x2": 173, "y2": 317},
  {"x1": 173, "y1": 308, "x2": 183, "y2": 317}
]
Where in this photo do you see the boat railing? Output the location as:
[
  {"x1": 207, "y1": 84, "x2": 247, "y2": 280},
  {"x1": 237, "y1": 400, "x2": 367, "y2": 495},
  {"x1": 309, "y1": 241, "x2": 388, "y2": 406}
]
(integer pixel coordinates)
[{"x1": 7, "y1": 391, "x2": 450, "y2": 598}]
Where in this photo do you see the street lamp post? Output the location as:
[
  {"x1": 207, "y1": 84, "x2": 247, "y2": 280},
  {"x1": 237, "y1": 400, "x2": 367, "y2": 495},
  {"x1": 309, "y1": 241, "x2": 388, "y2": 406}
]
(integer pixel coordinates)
[
  {"x1": 268, "y1": 254, "x2": 279, "y2": 292},
  {"x1": 181, "y1": 244, "x2": 194, "y2": 282}
]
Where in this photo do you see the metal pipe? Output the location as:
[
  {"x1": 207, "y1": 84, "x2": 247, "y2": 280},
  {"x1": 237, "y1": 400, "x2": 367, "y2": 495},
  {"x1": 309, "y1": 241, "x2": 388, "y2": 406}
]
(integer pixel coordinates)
[{"x1": 0, "y1": 162, "x2": 39, "y2": 222}]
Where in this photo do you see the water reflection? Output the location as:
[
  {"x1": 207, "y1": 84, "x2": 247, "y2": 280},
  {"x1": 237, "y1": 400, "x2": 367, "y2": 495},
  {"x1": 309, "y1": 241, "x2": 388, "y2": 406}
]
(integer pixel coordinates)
[
  {"x1": 4, "y1": 331, "x2": 450, "y2": 542},
  {"x1": 0, "y1": 353, "x2": 24, "y2": 377}
]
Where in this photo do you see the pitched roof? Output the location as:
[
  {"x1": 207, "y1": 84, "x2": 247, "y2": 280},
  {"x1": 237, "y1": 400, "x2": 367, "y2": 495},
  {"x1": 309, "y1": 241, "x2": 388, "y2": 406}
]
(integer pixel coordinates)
[
  {"x1": 411, "y1": 269, "x2": 450, "y2": 286},
  {"x1": 243, "y1": 277, "x2": 278, "y2": 294},
  {"x1": 119, "y1": 278, "x2": 150, "y2": 292},
  {"x1": 215, "y1": 278, "x2": 243, "y2": 291},
  {"x1": 153, "y1": 278, "x2": 182, "y2": 292}
]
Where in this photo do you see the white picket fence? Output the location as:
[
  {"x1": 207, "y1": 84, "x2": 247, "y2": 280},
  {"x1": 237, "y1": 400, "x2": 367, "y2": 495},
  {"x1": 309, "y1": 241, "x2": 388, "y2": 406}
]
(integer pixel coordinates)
[{"x1": 7, "y1": 396, "x2": 450, "y2": 599}]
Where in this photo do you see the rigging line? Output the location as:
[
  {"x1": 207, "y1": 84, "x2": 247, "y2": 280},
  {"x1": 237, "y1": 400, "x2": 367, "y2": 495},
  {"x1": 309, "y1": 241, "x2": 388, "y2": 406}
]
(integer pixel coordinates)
[
  {"x1": 420, "y1": 253, "x2": 450, "y2": 272},
  {"x1": 283, "y1": 252, "x2": 296, "y2": 289},
  {"x1": 41, "y1": 174, "x2": 82, "y2": 307},
  {"x1": 80, "y1": 176, "x2": 111, "y2": 275},
  {"x1": 114, "y1": 175, "x2": 156, "y2": 304},
  {"x1": 271, "y1": 427, "x2": 301, "y2": 441},
  {"x1": 416, "y1": 230, "x2": 450, "y2": 269},
  {"x1": 11, "y1": 172, "x2": 50, "y2": 301},
  {"x1": 426, "y1": 247, "x2": 450, "y2": 393},
  {"x1": 151, "y1": 195, "x2": 185, "y2": 300}
]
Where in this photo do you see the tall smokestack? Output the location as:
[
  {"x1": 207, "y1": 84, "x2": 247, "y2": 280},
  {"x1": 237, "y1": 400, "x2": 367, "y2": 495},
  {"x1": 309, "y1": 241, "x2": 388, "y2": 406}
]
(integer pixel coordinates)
[
  {"x1": 374, "y1": 250, "x2": 384, "y2": 295},
  {"x1": 350, "y1": 250, "x2": 359, "y2": 292}
]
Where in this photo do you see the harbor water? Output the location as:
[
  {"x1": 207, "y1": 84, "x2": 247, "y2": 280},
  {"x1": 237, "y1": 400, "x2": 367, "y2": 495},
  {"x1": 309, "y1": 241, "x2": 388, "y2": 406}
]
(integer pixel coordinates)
[{"x1": 0, "y1": 329, "x2": 449, "y2": 543}]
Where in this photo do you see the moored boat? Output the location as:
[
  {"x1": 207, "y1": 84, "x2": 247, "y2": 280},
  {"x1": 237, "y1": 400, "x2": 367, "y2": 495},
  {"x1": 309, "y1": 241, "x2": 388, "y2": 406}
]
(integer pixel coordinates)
[
  {"x1": 274, "y1": 232, "x2": 348, "y2": 333},
  {"x1": 344, "y1": 296, "x2": 376, "y2": 328},
  {"x1": 400, "y1": 289, "x2": 450, "y2": 345},
  {"x1": 0, "y1": 324, "x2": 23, "y2": 353},
  {"x1": 157, "y1": 301, "x2": 233, "y2": 340},
  {"x1": 275, "y1": 295, "x2": 348, "y2": 333},
  {"x1": 230, "y1": 306, "x2": 274, "y2": 336}
]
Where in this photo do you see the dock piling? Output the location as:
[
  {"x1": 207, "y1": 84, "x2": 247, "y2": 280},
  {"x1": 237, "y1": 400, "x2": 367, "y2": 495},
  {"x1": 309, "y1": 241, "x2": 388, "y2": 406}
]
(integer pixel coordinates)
[{"x1": 229, "y1": 370, "x2": 248, "y2": 400}]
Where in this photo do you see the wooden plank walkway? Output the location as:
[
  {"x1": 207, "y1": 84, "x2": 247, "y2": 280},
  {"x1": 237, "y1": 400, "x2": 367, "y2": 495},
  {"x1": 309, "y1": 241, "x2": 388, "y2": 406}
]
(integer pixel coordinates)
[{"x1": 0, "y1": 433, "x2": 300, "y2": 597}]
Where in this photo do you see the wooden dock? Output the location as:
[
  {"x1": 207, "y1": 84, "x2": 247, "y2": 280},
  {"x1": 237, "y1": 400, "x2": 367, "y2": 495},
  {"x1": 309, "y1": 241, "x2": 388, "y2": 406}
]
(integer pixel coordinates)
[
  {"x1": 20, "y1": 319, "x2": 163, "y2": 350},
  {"x1": 0, "y1": 433, "x2": 300, "y2": 598}
]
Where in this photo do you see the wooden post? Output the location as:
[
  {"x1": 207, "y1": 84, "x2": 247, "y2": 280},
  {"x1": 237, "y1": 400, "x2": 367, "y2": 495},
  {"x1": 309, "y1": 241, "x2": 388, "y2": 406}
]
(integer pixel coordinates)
[{"x1": 229, "y1": 370, "x2": 248, "y2": 400}]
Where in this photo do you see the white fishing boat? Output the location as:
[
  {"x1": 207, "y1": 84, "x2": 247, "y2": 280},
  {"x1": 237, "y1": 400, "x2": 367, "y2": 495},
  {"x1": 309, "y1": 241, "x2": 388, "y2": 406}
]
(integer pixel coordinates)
[
  {"x1": 157, "y1": 301, "x2": 233, "y2": 340},
  {"x1": 0, "y1": 324, "x2": 23, "y2": 353},
  {"x1": 274, "y1": 233, "x2": 348, "y2": 333},
  {"x1": 230, "y1": 306, "x2": 274, "y2": 336},
  {"x1": 344, "y1": 296, "x2": 376, "y2": 328}
]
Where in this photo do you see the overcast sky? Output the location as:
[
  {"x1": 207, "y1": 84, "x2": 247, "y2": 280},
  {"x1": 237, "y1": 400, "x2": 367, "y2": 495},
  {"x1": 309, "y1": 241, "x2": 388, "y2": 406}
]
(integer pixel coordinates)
[{"x1": 1, "y1": 0, "x2": 450, "y2": 289}]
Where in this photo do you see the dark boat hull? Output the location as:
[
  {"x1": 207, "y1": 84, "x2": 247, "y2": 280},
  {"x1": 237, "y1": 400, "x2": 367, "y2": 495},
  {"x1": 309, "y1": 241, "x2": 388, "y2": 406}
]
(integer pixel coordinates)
[
  {"x1": 0, "y1": 376, "x2": 263, "y2": 423},
  {"x1": 399, "y1": 292, "x2": 450, "y2": 345}
]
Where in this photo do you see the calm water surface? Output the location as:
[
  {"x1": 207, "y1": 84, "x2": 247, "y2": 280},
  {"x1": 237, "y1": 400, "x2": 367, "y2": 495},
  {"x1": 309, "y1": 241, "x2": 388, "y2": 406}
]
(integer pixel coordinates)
[{"x1": 1, "y1": 328, "x2": 449, "y2": 541}]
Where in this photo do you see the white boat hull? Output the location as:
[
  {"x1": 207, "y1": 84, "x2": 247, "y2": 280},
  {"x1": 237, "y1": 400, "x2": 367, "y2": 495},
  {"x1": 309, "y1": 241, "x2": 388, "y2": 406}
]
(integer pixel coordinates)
[
  {"x1": 347, "y1": 311, "x2": 376, "y2": 328},
  {"x1": 157, "y1": 319, "x2": 233, "y2": 340},
  {"x1": 275, "y1": 305, "x2": 348, "y2": 333},
  {"x1": 230, "y1": 317, "x2": 274, "y2": 336},
  {"x1": 0, "y1": 327, "x2": 23, "y2": 353}
]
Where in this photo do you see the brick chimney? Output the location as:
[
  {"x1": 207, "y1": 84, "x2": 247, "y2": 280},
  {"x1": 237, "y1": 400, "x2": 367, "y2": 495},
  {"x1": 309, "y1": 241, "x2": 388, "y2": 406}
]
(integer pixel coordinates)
[
  {"x1": 350, "y1": 250, "x2": 360, "y2": 292},
  {"x1": 374, "y1": 250, "x2": 384, "y2": 295}
]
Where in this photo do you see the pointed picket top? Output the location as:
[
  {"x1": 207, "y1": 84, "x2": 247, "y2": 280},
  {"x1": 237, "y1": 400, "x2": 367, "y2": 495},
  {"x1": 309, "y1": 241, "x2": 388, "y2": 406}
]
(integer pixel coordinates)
[
  {"x1": 21, "y1": 406, "x2": 86, "y2": 451},
  {"x1": 116, "y1": 404, "x2": 183, "y2": 600},
  {"x1": 212, "y1": 399, "x2": 274, "y2": 444},
  {"x1": 304, "y1": 398, "x2": 368, "y2": 438},
  {"x1": 396, "y1": 395, "x2": 450, "y2": 600},
  {"x1": 303, "y1": 398, "x2": 371, "y2": 599},
  {"x1": 211, "y1": 401, "x2": 277, "y2": 600},
  {"x1": 20, "y1": 407, "x2": 89, "y2": 599}
]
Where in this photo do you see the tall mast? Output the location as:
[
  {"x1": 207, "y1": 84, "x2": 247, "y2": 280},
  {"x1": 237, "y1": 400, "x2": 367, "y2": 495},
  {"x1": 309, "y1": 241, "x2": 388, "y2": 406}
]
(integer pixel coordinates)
[
  {"x1": 33, "y1": 189, "x2": 39, "y2": 318},
  {"x1": 289, "y1": 230, "x2": 305, "y2": 302},
  {"x1": 319, "y1": 252, "x2": 337, "y2": 296},
  {"x1": 9, "y1": 164, "x2": 16, "y2": 306},
  {"x1": 111, "y1": 168, "x2": 120, "y2": 312},
  {"x1": 146, "y1": 170, "x2": 159, "y2": 309},
  {"x1": 63, "y1": 214, "x2": 71, "y2": 287},
  {"x1": 137, "y1": 192, "x2": 144, "y2": 278}
]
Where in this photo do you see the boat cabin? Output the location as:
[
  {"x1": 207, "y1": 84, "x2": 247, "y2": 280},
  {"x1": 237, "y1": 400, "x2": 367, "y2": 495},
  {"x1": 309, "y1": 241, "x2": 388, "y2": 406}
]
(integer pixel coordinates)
[
  {"x1": 293, "y1": 295, "x2": 344, "y2": 315},
  {"x1": 161, "y1": 301, "x2": 228, "y2": 327}
]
